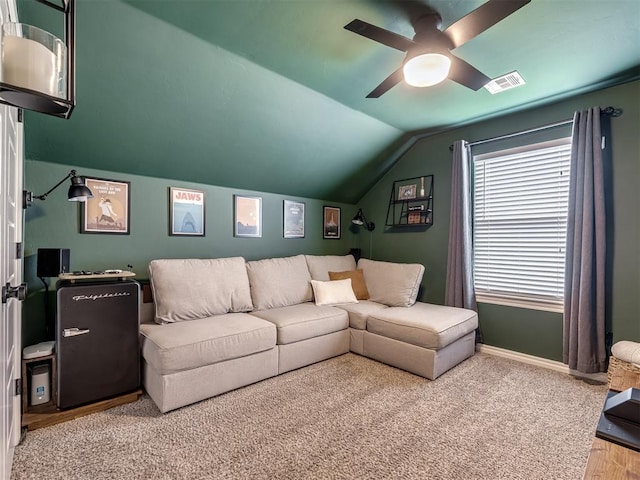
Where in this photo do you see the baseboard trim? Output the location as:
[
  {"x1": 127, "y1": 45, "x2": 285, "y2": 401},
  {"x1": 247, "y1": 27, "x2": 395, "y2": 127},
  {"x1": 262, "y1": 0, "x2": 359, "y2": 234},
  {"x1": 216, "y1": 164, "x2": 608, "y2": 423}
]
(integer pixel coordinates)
[{"x1": 477, "y1": 344, "x2": 607, "y2": 383}]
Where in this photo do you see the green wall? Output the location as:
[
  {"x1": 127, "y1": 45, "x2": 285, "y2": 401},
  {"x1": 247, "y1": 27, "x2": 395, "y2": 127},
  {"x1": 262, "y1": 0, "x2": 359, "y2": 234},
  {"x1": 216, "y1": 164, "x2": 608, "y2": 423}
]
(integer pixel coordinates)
[
  {"x1": 358, "y1": 81, "x2": 640, "y2": 361},
  {"x1": 22, "y1": 81, "x2": 639, "y2": 361},
  {"x1": 23, "y1": 160, "x2": 360, "y2": 346}
]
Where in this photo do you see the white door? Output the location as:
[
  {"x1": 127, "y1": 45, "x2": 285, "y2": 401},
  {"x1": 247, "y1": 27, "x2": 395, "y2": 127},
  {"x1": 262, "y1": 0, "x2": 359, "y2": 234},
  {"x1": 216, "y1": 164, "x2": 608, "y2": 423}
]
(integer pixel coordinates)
[
  {"x1": 0, "y1": 106, "x2": 23, "y2": 478},
  {"x1": 0, "y1": 2, "x2": 24, "y2": 476}
]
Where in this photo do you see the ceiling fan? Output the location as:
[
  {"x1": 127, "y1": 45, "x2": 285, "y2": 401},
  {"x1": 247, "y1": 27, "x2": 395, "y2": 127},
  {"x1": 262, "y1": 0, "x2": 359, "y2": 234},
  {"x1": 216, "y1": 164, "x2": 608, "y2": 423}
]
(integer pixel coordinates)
[{"x1": 344, "y1": 0, "x2": 531, "y2": 98}]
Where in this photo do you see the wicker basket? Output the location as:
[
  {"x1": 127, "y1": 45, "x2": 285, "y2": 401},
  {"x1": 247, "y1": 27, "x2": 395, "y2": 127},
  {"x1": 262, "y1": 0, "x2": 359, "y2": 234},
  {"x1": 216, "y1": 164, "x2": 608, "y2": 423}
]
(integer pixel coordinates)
[{"x1": 607, "y1": 355, "x2": 640, "y2": 385}]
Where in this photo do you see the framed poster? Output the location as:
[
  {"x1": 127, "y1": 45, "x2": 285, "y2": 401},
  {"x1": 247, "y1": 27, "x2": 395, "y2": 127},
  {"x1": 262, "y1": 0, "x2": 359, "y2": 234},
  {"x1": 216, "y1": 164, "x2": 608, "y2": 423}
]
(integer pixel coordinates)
[
  {"x1": 169, "y1": 187, "x2": 205, "y2": 236},
  {"x1": 283, "y1": 200, "x2": 305, "y2": 238},
  {"x1": 80, "y1": 177, "x2": 130, "y2": 234},
  {"x1": 234, "y1": 195, "x2": 262, "y2": 237},
  {"x1": 323, "y1": 206, "x2": 341, "y2": 239}
]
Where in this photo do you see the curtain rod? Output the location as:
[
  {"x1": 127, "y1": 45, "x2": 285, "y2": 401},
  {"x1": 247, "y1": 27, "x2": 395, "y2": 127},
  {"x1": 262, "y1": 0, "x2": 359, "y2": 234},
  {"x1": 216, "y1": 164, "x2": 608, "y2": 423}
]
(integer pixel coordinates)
[{"x1": 449, "y1": 106, "x2": 622, "y2": 151}]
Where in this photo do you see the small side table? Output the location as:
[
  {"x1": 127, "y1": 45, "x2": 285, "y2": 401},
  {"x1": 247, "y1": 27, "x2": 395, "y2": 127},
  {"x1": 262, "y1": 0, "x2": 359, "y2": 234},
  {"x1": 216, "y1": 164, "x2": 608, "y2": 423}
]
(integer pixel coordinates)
[{"x1": 583, "y1": 368, "x2": 640, "y2": 479}]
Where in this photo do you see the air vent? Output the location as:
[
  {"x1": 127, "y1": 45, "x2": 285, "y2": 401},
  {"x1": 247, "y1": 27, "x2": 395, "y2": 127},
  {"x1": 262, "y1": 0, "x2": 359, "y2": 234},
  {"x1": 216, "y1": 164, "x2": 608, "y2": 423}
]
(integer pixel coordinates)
[{"x1": 484, "y1": 71, "x2": 526, "y2": 94}]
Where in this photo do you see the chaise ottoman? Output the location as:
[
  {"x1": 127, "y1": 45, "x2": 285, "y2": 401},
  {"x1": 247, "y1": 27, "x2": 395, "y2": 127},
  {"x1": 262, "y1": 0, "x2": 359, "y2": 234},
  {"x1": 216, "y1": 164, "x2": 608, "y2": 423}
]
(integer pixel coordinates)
[{"x1": 363, "y1": 302, "x2": 478, "y2": 380}]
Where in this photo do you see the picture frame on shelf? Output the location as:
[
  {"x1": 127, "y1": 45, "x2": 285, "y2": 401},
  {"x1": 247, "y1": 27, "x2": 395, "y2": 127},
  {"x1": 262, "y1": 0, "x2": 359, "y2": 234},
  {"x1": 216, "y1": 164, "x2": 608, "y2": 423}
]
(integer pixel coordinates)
[
  {"x1": 80, "y1": 177, "x2": 130, "y2": 234},
  {"x1": 398, "y1": 183, "x2": 417, "y2": 200},
  {"x1": 323, "y1": 206, "x2": 341, "y2": 239},
  {"x1": 234, "y1": 195, "x2": 262, "y2": 238},
  {"x1": 169, "y1": 187, "x2": 205, "y2": 236},
  {"x1": 283, "y1": 200, "x2": 305, "y2": 238}
]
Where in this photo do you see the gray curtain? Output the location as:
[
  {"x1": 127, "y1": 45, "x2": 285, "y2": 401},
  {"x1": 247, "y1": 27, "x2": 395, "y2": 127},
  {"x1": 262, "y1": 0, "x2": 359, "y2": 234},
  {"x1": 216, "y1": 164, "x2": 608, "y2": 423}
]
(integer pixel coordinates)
[
  {"x1": 445, "y1": 140, "x2": 477, "y2": 312},
  {"x1": 563, "y1": 107, "x2": 607, "y2": 373}
]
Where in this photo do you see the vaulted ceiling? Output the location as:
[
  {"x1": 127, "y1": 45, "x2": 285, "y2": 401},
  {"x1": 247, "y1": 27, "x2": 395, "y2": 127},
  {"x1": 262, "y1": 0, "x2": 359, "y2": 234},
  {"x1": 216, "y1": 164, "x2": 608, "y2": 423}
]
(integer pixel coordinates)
[{"x1": 19, "y1": 0, "x2": 640, "y2": 203}]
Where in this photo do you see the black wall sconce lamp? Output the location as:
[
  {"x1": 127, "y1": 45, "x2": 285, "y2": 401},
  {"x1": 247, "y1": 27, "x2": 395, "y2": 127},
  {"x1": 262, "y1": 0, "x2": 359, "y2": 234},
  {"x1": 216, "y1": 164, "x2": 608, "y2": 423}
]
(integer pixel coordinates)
[
  {"x1": 0, "y1": 0, "x2": 76, "y2": 118},
  {"x1": 352, "y1": 208, "x2": 375, "y2": 231},
  {"x1": 23, "y1": 169, "x2": 92, "y2": 209}
]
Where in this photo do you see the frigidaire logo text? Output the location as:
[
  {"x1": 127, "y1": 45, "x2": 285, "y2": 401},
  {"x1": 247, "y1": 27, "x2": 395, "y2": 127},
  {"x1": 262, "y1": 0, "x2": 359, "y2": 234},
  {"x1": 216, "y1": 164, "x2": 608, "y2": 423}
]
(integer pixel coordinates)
[{"x1": 72, "y1": 292, "x2": 131, "y2": 301}]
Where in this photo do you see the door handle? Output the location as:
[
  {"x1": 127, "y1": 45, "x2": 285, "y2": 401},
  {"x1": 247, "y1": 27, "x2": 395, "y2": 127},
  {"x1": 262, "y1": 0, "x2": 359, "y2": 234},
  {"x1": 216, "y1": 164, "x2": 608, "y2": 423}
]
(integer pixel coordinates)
[
  {"x1": 2, "y1": 282, "x2": 27, "y2": 303},
  {"x1": 62, "y1": 328, "x2": 91, "y2": 337}
]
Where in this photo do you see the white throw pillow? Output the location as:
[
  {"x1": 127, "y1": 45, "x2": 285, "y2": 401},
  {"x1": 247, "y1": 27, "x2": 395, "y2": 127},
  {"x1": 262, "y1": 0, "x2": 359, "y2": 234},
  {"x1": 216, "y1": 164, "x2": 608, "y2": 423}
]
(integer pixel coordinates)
[{"x1": 310, "y1": 279, "x2": 359, "y2": 306}]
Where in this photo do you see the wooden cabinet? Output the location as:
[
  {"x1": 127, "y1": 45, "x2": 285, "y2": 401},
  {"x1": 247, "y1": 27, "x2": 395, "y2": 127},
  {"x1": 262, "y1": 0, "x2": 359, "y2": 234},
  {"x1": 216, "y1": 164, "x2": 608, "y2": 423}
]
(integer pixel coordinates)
[{"x1": 385, "y1": 175, "x2": 434, "y2": 227}]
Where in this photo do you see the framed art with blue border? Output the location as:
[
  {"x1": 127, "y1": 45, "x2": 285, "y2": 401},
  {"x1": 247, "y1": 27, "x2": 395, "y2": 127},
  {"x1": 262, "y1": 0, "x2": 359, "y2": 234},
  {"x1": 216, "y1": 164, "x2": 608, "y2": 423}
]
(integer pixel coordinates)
[
  {"x1": 169, "y1": 187, "x2": 205, "y2": 236},
  {"x1": 284, "y1": 200, "x2": 305, "y2": 238},
  {"x1": 234, "y1": 195, "x2": 262, "y2": 237}
]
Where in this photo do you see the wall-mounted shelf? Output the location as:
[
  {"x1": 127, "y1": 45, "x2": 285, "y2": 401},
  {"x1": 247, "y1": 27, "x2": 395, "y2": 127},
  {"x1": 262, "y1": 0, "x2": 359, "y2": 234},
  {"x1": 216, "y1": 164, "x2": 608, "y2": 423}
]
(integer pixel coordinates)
[{"x1": 385, "y1": 175, "x2": 433, "y2": 227}]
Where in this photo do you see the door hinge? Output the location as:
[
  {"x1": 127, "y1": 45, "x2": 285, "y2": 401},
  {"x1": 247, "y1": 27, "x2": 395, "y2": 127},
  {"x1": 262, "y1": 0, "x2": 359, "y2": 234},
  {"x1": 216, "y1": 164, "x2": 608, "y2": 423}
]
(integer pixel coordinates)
[
  {"x1": 16, "y1": 242, "x2": 22, "y2": 259},
  {"x1": 17, "y1": 108, "x2": 23, "y2": 123},
  {"x1": 15, "y1": 378, "x2": 22, "y2": 396}
]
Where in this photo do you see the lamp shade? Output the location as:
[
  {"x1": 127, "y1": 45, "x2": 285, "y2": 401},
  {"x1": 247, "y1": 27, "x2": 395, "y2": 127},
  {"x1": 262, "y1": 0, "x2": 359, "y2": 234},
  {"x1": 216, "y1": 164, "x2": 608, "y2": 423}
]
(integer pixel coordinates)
[
  {"x1": 1, "y1": 23, "x2": 67, "y2": 99},
  {"x1": 352, "y1": 210, "x2": 365, "y2": 226},
  {"x1": 351, "y1": 208, "x2": 375, "y2": 231},
  {"x1": 403, "y1": 53, "x2": 451, "y2": 87},
  {"x1": 67, "y1": 175, "x2": 92, "y2": 202}
]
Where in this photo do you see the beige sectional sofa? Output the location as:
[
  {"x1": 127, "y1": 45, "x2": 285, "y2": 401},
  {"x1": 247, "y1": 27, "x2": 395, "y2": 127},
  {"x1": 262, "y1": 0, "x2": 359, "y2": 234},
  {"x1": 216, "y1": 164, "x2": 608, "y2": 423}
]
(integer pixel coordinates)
[{"x1": 140, "y1": 254, "x2": 478, "y2": 413}]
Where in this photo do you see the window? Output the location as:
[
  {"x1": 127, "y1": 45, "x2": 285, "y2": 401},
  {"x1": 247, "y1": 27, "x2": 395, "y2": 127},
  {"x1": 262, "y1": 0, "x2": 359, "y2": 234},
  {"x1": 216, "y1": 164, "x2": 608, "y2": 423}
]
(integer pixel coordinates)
[{"x1": 473, "y1": 138, "x2": 572, "y2": 312}]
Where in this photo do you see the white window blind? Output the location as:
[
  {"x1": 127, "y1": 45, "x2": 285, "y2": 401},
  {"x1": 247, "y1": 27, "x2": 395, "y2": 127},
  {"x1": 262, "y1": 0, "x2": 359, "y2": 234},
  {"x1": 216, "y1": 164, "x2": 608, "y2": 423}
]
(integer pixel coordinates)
[{"x1": 473, "y1": 138, "x2": 572, "y2": 311}]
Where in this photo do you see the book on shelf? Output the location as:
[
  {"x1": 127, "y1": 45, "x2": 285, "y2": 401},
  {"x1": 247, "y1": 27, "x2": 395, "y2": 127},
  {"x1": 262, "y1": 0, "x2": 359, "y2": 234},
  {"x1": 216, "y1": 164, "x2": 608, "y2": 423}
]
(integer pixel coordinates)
[{"x1": 408, "y1": 212, "x2": 422, "y2": 224}]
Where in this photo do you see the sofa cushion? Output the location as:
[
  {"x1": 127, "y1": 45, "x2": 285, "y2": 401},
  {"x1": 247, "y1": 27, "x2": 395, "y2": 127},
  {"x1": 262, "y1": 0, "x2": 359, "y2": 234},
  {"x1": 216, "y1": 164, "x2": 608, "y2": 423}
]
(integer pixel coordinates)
[
  {"x1": 149, "y1": 257, "x2": 253, "y2": 324},
  {"x1": 250, "y1": 303, "x2": 348, "y2": 345},
  {"x1": 357, "y1": 258, "x2": 424, "y2": 307},
  {"x1": 366, "y1": 302, "x2": 478, "y2": 349},
  {"x1": 310, "y1": 279, "x2": 358, "y2": 306},
  {"x1": 335, "y1": 300, "x2": 389, "y2": 330},
  {"x1": 305, "y1": 254, "x2": 357, "y2": 281},
  {"x1": 328, "y1": 269, "x2": 370, "y2": 300},
  {"x1": 140, "y1": 313, "x2": 276, "y2": 375},
  {"x1": 246, "y1": 255, "x2": 313, "y2": 310}
]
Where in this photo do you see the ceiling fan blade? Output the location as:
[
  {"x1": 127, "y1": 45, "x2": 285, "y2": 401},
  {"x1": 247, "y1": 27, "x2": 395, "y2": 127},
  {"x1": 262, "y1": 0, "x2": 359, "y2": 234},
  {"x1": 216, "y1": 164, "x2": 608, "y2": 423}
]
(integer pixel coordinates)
[
  {"x1": 366, "y1": 67, "x2": 405, "y2": 98},
  {"x1": 448, "y1": 55, "x2": 491, "y2": 91},
  {"x1": 443, "y1": 0, "x2": 531, "y2": 49},
  {"x1": 344, "y1": 19, "x2": 416, "y2": 52}
]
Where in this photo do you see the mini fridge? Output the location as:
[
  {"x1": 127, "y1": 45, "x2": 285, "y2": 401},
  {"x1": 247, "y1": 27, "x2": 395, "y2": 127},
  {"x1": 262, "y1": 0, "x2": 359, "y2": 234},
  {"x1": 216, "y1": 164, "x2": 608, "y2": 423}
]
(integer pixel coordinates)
[{"x1": 56, "y1": 279, "x2": 140, "y2": 409}]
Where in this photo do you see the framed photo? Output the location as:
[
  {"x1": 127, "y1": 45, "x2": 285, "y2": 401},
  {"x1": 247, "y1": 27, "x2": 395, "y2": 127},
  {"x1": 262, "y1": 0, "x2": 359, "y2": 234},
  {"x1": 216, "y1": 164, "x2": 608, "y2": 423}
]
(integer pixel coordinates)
[
  {"x1": 80, "y1": 177, "x2": 130, "y2": 234},
  {"x1": 169, "y1": 187, "x2": 205, "y2": 236},
  {"x1": 283, "y1": 200, "x2": 305, "y2": 238},
  {"x1": 234, "y1": 195, "x2": 262, "y2": 237},
  {"x1": 323, "y1": 206, "x2": 341, "y2": 239},
  {"x1": 398, "y1": 184, "x2": 417, "y2": 200}
]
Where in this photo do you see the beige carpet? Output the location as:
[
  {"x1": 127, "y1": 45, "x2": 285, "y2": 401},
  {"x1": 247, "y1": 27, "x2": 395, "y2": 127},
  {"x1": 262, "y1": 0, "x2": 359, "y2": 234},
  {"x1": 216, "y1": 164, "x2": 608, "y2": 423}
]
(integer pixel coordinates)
[{"x1": 11, "y1": 353, "x2": 606, "y2": 480}]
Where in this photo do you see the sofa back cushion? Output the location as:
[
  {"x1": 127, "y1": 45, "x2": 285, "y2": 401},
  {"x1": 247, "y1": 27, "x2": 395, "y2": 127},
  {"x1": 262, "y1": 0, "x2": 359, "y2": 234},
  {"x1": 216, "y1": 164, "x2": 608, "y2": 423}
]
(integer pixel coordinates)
[
  {"x1": 246, "y1": 255, "x2": 313, "y2": 310},
  {"x1": 305, "y1": 254, "x2": 357, "y2": 281},
  {"x1": 357, "y1": 258, "x2": 424, "y2": 307},
  {"x1": 149, "y1": 257, "x2": 253, "y2": 324}
]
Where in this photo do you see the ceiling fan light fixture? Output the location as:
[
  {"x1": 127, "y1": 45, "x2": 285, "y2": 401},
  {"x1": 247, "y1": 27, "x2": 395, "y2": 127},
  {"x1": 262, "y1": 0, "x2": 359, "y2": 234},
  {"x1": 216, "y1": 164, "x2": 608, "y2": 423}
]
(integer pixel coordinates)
[{"x1": 403, "y1": 53, "x2": 451, "y2": 87}]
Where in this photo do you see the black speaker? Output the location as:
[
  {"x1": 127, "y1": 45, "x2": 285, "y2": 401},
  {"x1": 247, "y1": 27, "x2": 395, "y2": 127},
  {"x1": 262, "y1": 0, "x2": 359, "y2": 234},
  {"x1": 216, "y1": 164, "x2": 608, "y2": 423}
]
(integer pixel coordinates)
[{"x1": 37, "y1": 248, "x2": 70, "y2": 277}]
